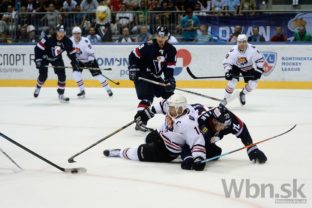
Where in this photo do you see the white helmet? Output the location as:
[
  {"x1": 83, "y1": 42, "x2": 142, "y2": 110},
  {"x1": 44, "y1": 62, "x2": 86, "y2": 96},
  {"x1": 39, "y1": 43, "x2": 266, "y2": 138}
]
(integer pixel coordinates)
[
  {"x1": 167, "y1": 94, "x2": 187, "y2": 118},
  {"x1": 72, "y1": 26, "x2": 82, "y2": 34},
  {"x1": 237, "y1": 34, "x2": 247, "y2": 42}
]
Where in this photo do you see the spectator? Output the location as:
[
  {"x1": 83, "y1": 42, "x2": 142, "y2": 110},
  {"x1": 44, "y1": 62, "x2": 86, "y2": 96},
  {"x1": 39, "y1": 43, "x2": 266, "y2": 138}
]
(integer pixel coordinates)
[
  {"x1": 135, "y1": 25, "x2": 152, "y2": 42},
  {"x1": 2, "y1": 4, "x2": 17, "y2": 21},
  {"x1": 62, "y1": 0, "x2": 78, "y2": 12},
  {"x1": 180, "y1": 7, "x2": 200, "y2": 42},
  {"x1": 94, "y1": 5, "x2": 112, "y2": 42},
  {"x1": 80, "y1": 0, "x2": 99, "y2": 12},
  {"x1": 197, "y1": 24, "x2": 212, "y2": 42},
  {"x1": 41, "y1": 3, "x2": 62, "y2": 27},
  {"x1": 110, "y1": 0, "x2": 122, "y2": 11},
  {"x1": 22, "y1": 0, "x2": 39, "y2": 12},
  {"x1": 116, "y1": 27, "x2": 134, "y2": 43},
  {"x1": 0, "y1": 0, "x2": 11, "y2": 13},
  {"x1": 224, "y1": 0, "x2": 240, "y2": 15},
  {"x1": 270, "y1": 26, "x2": 287, "y2": 42},
  {"x1": 16, "y1": 25, "x2": 29, "y2": 42},
  {"x1": 239, "y1": 0, "x2": 256, "y2": 15},
  {"x1": 228, "y1": 25, "x2": 241, "y2": 42},
  {"x1": 18, "y1": 6, "x2": 31, "y2": 26},
  {"x1": 27, "y1": 25, "x2": 37, "y2": 42},
  {"x1": 87, "y1": 26, "x2": 101, "y2": 43},
  {"x1": 211, "y1": 0, "x2": 225, "y2": 15},
  {"x1": 294, "y1": 26, "x2": 312, "y2": 42},
  {"x1": 123, "y1": 0, "x2": 141, "y2": 10},
  {"x1": 115, "y1": 3, "x2": 134, "y2": 32},
  {"x1": 155, "y1": 0, "x2": 175, "y2": 26},
  {"x1": 248, "y1": 26, "x2": 265, "y2": 42}
]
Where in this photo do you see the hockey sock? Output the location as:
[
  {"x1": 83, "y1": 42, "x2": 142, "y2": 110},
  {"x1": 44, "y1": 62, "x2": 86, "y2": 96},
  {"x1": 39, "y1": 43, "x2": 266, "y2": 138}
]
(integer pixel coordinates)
[
  {"x1": 95, "y1": 74, "x2": 110, "y2": 91},
  {"x1": 242, "y1": 80, "x2": 258, "y2": 95},
  {"x1": 224, "y1": 79, "x2": 238, "y2": 99},
  {"x1": 57, "y1": 80, "x2": 66, "y2": 95},
  {"x1": 36, "y1": 78, "x2": 45, "y2": 89},
  {"x1": 73, "y1": 71, "x2": 85, "y2": 92},
  {"x1": 120, "y1": 148, "x2": 139, "y2": 161},
  {"x1": 137, "y1": 100, "x2": 151, "y2": 111}
]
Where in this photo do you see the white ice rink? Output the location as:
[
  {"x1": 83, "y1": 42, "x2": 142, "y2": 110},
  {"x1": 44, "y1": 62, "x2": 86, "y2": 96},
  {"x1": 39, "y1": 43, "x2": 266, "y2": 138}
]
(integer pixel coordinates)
[{"x1": 0, "y1": 87, "x2": 311, "y2": 208}]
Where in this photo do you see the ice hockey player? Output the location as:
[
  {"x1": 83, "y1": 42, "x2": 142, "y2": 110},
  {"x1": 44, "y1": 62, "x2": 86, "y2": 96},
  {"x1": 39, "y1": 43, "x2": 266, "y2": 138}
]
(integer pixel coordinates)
[
  {"x1": 128, "y1": 26, "x2": 177, "y2": 131},
  {"x1": 104, "y1": 94, "x2": 207, "y2": 171},
  {"x1": 133, "y1": 97, "x2": 267, "y2": 166},
  {"x1": 222, "y1": 34, "x2": 265, "y2": 106},
  {"x1": 70, "y1": 26, "x2": 113, "y2": 98},
  {"x1": 33, "y1": 24, "x2": 79, "y2": 102}
]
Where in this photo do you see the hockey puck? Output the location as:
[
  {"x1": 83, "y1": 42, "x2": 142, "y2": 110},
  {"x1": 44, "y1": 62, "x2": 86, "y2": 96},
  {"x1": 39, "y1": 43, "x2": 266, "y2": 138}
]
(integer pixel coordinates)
[{"x1": 71, "y1": 169, "x2": 79, "y2": 174}]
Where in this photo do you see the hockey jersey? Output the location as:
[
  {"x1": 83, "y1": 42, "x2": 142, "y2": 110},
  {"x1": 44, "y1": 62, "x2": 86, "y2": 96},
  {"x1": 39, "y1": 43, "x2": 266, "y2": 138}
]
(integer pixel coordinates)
[
  {"x1": 223, "y1": 43, "x2": 264, "y2": 73},
  {"x1": 70, "y1": 36, "x2": 95, "y2": 63},
  {"x1": 35, "y1": 34, "x2": 77, "y2": 62},
  {"x1": 129, "y1": 39, "x2": 177, "y2": 79},
  {"x1": 152, "y1": 100, "x2": 206, "y2": 160}
]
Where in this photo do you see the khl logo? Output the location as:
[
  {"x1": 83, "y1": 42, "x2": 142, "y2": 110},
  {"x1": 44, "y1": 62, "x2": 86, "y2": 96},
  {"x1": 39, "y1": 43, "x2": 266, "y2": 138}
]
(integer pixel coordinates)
[
  {"x1": 262, "y1": 51, "x2": 277, "y2": 76},
  {"x1": 174, "y1": 49, "x2": 192, "y2": 76}
]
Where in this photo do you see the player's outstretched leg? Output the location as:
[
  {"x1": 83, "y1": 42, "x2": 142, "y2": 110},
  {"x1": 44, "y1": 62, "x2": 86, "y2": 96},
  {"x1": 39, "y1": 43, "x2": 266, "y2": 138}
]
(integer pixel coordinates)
[
  {"x1": 221, "y1": 79, "x2": 238, "y2": 105},
  {"x1": 104, "y1": 148, "x2": 139, "y2": 160},
  {"x1": 240, "y1": 80, "x2": 258, "y2": 106},
  {"x1": 73, "y1": 70, "x2": 85, "y2": 98},
  {"x1": 34, "y1": 67, "x2": 48, "y2": 98},
  {"x1": 55, "y1": 68, "x2": 70, "y2": 103},
  {"x1": 94, "y1": 74, "x2": 113, "y2": 97}
]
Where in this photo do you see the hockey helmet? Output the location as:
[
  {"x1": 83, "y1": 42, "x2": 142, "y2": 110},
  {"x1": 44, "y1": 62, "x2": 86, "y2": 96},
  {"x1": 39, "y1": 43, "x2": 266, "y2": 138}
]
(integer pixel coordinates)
[
  {"x1": 56, "y1": 24, "x2": 65, "y2": 33},
  {"x1": 156, "y1": 26, "x2": 169, "y2": 37},
  {"x1": 237, "y1": 34, "x2": 248, "y2": 43},
  {"x1": 167, "y1": 94, "x2": 187, "y2": 118},
  {"x1": 210, "y1": 105, "x2": 231, "y2": 127},
  {"x1": 72, "y1": 26, "x2": 82, "y2": 34}
]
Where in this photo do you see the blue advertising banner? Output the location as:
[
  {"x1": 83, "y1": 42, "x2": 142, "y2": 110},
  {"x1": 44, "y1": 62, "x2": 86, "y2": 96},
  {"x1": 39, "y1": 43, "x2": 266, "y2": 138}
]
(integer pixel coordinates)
[{"x1": 198, "y1": 13, "x2": 312, "y2": 42}]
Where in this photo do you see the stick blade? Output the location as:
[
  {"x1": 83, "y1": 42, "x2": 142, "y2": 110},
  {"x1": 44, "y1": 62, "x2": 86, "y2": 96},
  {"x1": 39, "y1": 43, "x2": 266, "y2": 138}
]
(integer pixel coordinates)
[
  {"x1": 68, "y1": 157, "x2": 76, "y2": 163},
  {"x1": 64, "y1": 167, "x2": 87, "y2": 174}
]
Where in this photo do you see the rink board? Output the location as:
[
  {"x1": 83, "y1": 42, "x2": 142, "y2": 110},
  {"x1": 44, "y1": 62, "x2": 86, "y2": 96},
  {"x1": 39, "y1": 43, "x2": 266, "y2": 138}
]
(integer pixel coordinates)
[{"x1": 0, "y1": 44, "x2": 312, "y2": 89}]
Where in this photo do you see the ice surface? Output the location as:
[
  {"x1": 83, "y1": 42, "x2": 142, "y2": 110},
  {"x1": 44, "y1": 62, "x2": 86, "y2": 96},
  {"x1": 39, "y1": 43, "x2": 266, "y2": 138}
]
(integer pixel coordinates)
[{"x1": 0, "y1": 87, "x2": 311, "y2": 208}]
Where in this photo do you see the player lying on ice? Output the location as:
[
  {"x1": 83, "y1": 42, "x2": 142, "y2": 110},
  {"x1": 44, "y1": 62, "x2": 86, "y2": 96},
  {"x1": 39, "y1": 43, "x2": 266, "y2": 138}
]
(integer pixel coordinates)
[{"x1": 104, "y1": 94, "x2": 267, "y2": 170}]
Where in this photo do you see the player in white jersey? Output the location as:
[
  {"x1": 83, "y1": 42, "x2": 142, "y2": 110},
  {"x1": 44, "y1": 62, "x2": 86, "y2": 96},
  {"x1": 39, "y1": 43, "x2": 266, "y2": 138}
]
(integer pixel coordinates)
[
  {"x1": 221, "y1": 34, "x2": 265, "y2": 106},
  {"x1": 104, "y1": 94, "x2": 207, "y2": 171},
  {"x1": 70, "y1": 26, "x2": 113, "y2": 98}
]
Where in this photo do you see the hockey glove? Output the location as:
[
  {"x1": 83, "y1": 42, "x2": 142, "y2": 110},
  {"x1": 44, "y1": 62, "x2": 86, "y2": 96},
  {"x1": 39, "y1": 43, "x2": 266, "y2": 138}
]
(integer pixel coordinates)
[
  {"x1": 192, "y1": 156, "x2": 206, "y2": 171},
  {"x1": 254, "y1": 68, "x2": 264, "y2": 80},
  {"x1": 128, "y1": 66, "x2": 140, "y2": 81},
  {"x1": 181, "y1": 156, "x2": 193, "y2": 170},
  {"x1": 134, "y1": 108, "x2": 154, "y2": 125},
  {"x1": 35, "y1": 59, "x2": 42, "y2": 69},
  {"x1": 164, "y1": 78, "x2": 176, "y2": 93},
  {"x1": 225, "y1": 71, "x2": 233, "y2": 80},
  {"x1": 247, "y1": 145, "x2": 267, "y2": 164}
]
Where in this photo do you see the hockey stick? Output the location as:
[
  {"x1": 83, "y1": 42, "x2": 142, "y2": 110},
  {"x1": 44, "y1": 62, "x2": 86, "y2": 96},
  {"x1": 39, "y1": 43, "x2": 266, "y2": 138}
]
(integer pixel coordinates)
[
  {"x1": 0, "y1": 132, "x2": 86, "y2": 174},
  {"x1": 138, "y1": 77, "x2": 223, "y2": 102},
  {"x1": 45, "y1": 65, "x2": 112, "y2": 71},
  {"x1": 0, "y1": 147, "x2": 23, "y2": 170},
  {"x1": 68, "y1": 120, "x2": 136, "y2": 163},
  {"x1": 45, "y1": 65, "x2": 120, "y2": 85},
  {"x1": 186, "y1": 67, "x2": 254, "y2": 79},
  {"x1": 201, "y1": 124, "x2": 297, "y2": 163}
]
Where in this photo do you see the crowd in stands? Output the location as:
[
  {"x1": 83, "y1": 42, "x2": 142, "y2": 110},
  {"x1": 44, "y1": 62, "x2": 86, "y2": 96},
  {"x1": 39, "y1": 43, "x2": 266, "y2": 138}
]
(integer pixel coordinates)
[{"x1": 0, "y1": 0, "x2": 311, "y2": 43}]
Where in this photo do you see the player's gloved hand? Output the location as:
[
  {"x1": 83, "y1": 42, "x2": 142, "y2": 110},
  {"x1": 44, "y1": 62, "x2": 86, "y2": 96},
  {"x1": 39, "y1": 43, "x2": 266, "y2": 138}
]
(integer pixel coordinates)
[
  {"x1": 254, "y1": 68, "x2": 264, "y2": 79},
  {"x1": 128, "y1": 66, "x2": 140, "y2": 81},
  {"x1": 192, "y1": 156, "x2": 206, "y2": 171},
  {"x1": 181, "y1": 156, "x2": 194, "y2": 170},
  {"x1": 134, "y1": 108, "x2": 154, "y2": 125},
  {"x1": 247, "y1": 145, "x2": 267, "y2": 164},
  {"x1": 225, "y1": 71, "x2": 233, "y2": 80},
  {"x1": 164, "y1": 78, "x2": 176, "y2": 92},
  {"x1": 35, "y1": 59, "x2": 42, "y2": 69},
  {"x1": 71, "y1": 61, "x2": 80, "y2": 71}
]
